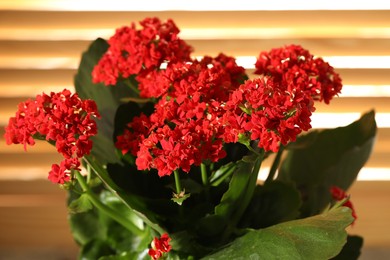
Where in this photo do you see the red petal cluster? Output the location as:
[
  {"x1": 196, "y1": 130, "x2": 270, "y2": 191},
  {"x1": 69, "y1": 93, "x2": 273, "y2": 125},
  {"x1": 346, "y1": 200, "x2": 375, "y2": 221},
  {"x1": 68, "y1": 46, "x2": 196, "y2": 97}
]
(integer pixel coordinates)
[
  {"x1": 92, "y1": 17, "x2": 193, "y2": 86},
  {"x1": 224, "y1": 76, "x2": 314, "y2": 152},
  {"x1": 116, "y1": 55, "x2": 246, "y2": 176},
  {"x1": 330, "y1": 186, "x2": 357, "y2": 224},
  {"x1": 4, "y1": 89, "x2": 100, "y2": 184},
  {"x1": 255, "y1": 44, "x2": 342, "y2": 104},
  {"x1": 148, "y1": 233, "x2": 172, "y2": 260},
  {"x1": 113, "y1": 42, "x2": 343, "y2": 176}
]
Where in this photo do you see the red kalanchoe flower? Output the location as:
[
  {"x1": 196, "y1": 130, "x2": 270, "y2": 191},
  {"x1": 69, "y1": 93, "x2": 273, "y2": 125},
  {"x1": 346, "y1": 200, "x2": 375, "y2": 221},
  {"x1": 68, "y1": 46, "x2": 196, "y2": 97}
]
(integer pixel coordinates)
[
  {"x1": 92, "y1": 17, "x2": 193, "y2": 86},
  {"x1": 254, "y1": 44, "x2": 342, "y2": 104},
  {"x1": 4, "y1": 89, "x2": 100, "y2": 184},
  {"x1": 116, "y1": 55, "x2": 246, "y2": 176},
  {"x1": 330, "y1": 186, "x2": 357, "y2": 224},
  {"x1": 223, "y1": 77, "x2": 315, "y2": 152},
  {"x1": 148, "y1": 233, "x2": 172, "y2": 260}
]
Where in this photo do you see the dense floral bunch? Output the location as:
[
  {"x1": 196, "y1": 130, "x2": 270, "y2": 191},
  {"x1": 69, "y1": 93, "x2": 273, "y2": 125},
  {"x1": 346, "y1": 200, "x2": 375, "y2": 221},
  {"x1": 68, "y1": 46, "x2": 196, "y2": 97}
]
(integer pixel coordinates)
[
  {"x1": 116, "y1": 54, "x2": 247, "y2": 176},
  {"x1": 111, "y1": 42, "x2": 342, "y2": 175},
  {"x1": 4, "y1": 89, "x2": 99, "y2": 184},
  {"x1": 255, "y1": 44, "x2": 343, "y2": 104},
  {"x1": 92, "y1": 17, "x2": 193, "y2": 87}
]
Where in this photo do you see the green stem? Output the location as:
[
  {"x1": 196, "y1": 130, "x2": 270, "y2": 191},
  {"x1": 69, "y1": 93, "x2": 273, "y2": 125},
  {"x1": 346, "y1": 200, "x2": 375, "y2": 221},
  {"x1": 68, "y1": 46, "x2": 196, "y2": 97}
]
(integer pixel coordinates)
[
  {"x1": 265, "y1": 145, "x2": 284, "y2": 184},
  {"x1": 201, "y1": 163, "x2": 210, "y2": 201},
  {"x1": 86, "y1": 163, "x2": 91, "y2": 184},
  {"x1": 124, "y1": 77, "x2": 140, "y2": 96},
  {"x1": 174, "y1": 170, "x2": 182, "y2": 194},
  {"x1": 74, "y1": 171, "x2": 144, "y2": 236},
  {"x1": 201, "y1": 163, "x2": 209, "y2": 186}
]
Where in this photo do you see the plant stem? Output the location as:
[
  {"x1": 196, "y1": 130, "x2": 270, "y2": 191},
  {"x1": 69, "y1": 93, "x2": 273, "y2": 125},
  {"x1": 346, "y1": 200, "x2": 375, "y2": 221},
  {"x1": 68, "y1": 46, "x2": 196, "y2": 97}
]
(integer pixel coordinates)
[
  {"x1": 124, "y1": 77, "x2": 140, "y2": 96},
  {"x1": 265, "y1": 145, "x2": 284, "y2": 184},
  {"x1": 74, "y1": 171, "x2": 144, "y2": 236},
  {"x1": 201, "y1": 163, "x2": 210, "y2": 201},
  {"x1": 201, "y1": 163, "x2": 209, "y2": 186},
  {"x1": 174, "y1": 170, "x2": 182, "y2": 194}
]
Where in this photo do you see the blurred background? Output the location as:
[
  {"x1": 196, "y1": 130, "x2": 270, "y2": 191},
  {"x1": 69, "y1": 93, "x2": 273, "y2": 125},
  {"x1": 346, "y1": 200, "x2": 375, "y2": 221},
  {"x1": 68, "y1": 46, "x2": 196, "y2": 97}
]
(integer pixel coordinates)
[{"x1": 0, "y1": 1, "x2": 389, "y2": 259}]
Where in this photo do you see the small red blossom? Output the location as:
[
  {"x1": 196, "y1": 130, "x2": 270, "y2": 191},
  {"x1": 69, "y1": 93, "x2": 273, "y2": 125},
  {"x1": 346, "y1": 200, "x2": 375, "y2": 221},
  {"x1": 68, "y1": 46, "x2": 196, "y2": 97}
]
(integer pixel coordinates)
[
  {"x1": 4, "y1": 89, "x2": 100, "y2": 184},
  {"x1": 148, "y1": 233, "x2": 172, "y2": 260},
  {"x1": 330, "y1": 186, "x2": 357, "y2": 224}
]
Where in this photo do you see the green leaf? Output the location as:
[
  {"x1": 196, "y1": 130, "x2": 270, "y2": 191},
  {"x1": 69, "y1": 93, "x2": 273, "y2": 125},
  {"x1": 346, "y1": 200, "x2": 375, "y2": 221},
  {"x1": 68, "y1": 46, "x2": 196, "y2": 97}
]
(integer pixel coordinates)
[
  {"x1": 83, "y1": 156, "x2": 166, "y2": 235},
  {"x1": 239, "y1": 180, "x2": 301, "y2": 229},
  {"x1": 74, "y1": 38, "x2": 135, "y2": 165},
  {"x1": 215, "y1": 158, "x2": 259, "y2": 219},
  {"x1": 80, "y1": 239, "x2": 115, "y2": 260},
  {"x1": 277, "y1": 110, "x2": 377, "y2": 216},
  {"x1": 68, "y1": 208, "x2": 107, "y2": 246},
  {"x1": 331, "y1": 235, "x2": 364, "y2": 260},
  {"x1": 67, "y1": 183, "x2": 107, "y2": 246},
  {"x1": 68, "y1": 193, "x2": 93, "y2": 214},
  {"x1": 202, "y1": 206, "x2": 354, "y2": 260},
  {"x1": 99, "y1": 250, "x2": 150, "y2": 260},
  {"x1": 209, "y1": 162, "x2": 237, "y2": 187},
  {"x1": 171, "y1": 192, "x2": 191, "y2": 205}
]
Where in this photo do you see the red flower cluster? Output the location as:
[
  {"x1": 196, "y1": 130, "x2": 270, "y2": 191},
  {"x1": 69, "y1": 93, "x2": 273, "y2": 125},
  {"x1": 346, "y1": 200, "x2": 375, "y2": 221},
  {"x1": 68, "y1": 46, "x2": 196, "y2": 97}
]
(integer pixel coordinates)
[
  {"x1": 148, "y1": 233, "x2": 172, "y2": 260},
  {"x1": 116, "y1": 55, "x2": 246, "y2": 176},
  {"x1": 255, "y1": 44, "x2": 342, "y2": 104},
  {"x1": 223, "y1": 76, "x2": 314, "y2": 152},
  {"x1": 330, "y1": 186, "x2": 357, "y2": 224},
  {"x1": 4, "y1": 89, "x2": 100, "y2": 184},
  {"x1": 110, "y1": 41, "x2": 342, "y2": 176},
  {"x1": 92, "y1": 17, "x2": 193, "y2": 86}
]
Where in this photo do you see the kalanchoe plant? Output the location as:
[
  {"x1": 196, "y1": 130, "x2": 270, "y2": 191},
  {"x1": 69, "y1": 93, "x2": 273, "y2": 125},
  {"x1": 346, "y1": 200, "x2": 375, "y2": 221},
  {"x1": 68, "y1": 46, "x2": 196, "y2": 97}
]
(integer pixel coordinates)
[{"x1": 5, "y1": 17, "x2": 376, "y2": 259}]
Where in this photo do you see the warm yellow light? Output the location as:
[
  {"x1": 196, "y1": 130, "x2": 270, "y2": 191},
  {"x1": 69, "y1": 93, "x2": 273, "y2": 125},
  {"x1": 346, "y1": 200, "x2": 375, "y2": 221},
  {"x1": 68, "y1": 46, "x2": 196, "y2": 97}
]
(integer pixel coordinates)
[
  {"x1": 1, "y1": 0, "x2": 390, "y2": 11},
  {"x1": 341, "y1": 85, "x2": 390, "y2": 97},
  {"x1": 234, "y1": 56, "x2": 390, "y2": 69},
  {"x1": 258, "y1": 167, "x2": 390, "y2": 181},
  {"x1": 311, "y1": 113, "x2": 388, "y2": 128}
]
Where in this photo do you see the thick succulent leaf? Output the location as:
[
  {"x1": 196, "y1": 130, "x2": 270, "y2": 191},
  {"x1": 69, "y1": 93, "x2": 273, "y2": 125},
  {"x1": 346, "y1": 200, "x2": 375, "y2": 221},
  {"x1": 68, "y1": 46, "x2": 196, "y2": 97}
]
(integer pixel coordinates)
[
  {"x1": 203, "y1": 206, "x2": 354, "y2": 260},
  {"x1": 277, "y1": 110, "x2": 377, "y2": 215},
  {"x1": 332, "y1": 235, "x2": 364, "y2": 260},
  {"x1": 80, "y1": 239, "x2": 115, "y2": 260},
  {"x1": 74, "y1": 38, "x2": 135, "y2": 164},
  {"x1": 68, "y1": 193, "x2": 93, "y2": 214},
  {"x1": 239, "y1": 180, "x2": 301, "y2": 229},
  {"x1": 68, "y1": 207, "x2": 107, "y2": 246},
  {"x1": 215, "y1": 156, "x2": 260, "y2": 219},
  {"x1": 83, "y1": 155, "x2": 166, "y2": 235}
]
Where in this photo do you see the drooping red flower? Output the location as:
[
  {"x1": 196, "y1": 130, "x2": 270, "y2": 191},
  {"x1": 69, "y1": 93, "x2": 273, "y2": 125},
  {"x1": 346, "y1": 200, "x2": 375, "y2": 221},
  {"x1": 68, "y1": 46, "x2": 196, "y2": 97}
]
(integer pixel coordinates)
[
  {"x1": 4, "y1": 89, "x2": 100, "y2": 184},
  {"x1": 92, "y1": 17, "x2": 193, "y2": 86},
  {"x1": 254, "y1": 44, "x2": 342, "y2": 104},
  {"x1": 330, "y1": 186, "x2": 357, "y2": 224},
  {"x1": 148, "y1": 233, "x2": 172, "y2": 260}
]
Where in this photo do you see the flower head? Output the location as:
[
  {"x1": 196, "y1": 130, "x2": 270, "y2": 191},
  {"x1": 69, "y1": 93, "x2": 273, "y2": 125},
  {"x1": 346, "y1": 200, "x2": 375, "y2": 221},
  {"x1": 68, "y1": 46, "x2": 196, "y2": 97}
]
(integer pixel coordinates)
[
  {"x1": 92, "y1": 17, "x2": 193, "y2": 86},
  {"x1": 223, "y1": 76, "x2": 315, "y2": 152},
  {"x1": 116, "y1": 55, "x2": 246, "y2": 176},
  {"x1": 4, "y1": 89, "x2": 100, "y2": 184},
  {"x1": 255, "y1": 44, "x2": 342, "y2": 104},
  {"x1": 148, "y1": 233, "x2": 171, "y2": 260}
]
